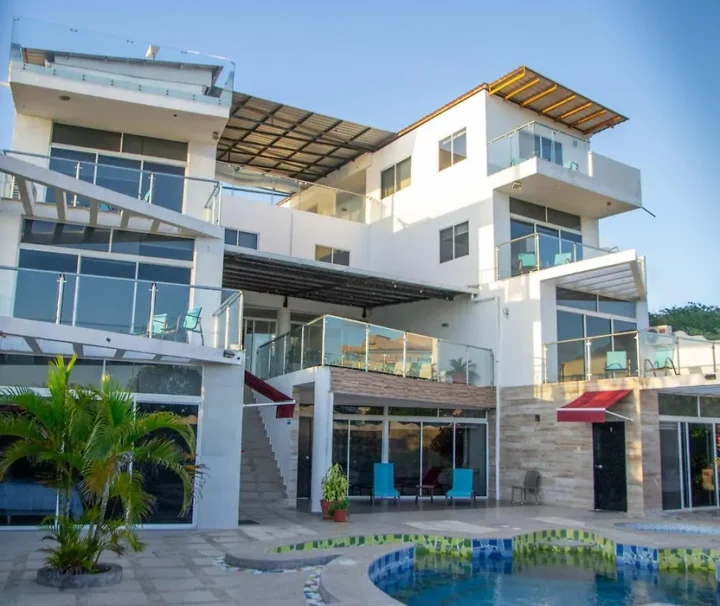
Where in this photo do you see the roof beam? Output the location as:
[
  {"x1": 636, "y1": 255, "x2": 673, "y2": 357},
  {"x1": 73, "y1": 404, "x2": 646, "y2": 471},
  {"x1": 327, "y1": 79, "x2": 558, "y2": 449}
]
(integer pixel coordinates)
[
  {"x1": 14, "y1": 176, "x2": 35, "y2": 216},
  {"x1": 542, "y1": 94, "x2": 576, "y2": 114},
  {"x1": 521, "y1": 84, "x2": 557, "y2": 107},
  {"x1": 504, "y1": 77, "x2": 540, "y2": 100}
]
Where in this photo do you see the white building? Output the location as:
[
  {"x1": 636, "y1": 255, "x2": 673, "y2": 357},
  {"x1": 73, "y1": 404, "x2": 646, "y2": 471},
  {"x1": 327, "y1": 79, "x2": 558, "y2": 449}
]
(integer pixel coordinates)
[{"x1": 1, "y1": 19, "x2": 719, "y2": 527}]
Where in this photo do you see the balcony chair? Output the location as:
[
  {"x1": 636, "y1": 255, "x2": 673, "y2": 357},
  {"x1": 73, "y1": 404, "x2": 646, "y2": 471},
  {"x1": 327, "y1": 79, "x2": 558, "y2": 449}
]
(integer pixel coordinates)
[
  {"x1": 418, "y1": 362, "x2": 433, "y2": 380},
  {"x1": 371, "y1": 463, "x2": 400, "y2": 504},
  {"x1": 511, "y1": 469, "x2": 541, "y2": 505},
  {"x1": 563, "y1": 161, "x2": 579, "y2": 171},
  {"x1": 553, "y1": 252, "x2": 573, "y2": 266},
  {"x1": 445, "y1": 468, "x2": 476, "y2": 505},
  {"x1": 132, "y1": 314, "x2": 169, "y2": 339},
  {"x1": 605, "y1": 351, "x2": 629, "y2": 378},
  {"x1": 644, "y1": 348, "x2": 678, "y2": 376},
  {"x1": 516, "y1": 253, "x2": 537, "y2": 274},
  {"x1": 175, "y1": 307, "x2": 203, "y2": 345}
]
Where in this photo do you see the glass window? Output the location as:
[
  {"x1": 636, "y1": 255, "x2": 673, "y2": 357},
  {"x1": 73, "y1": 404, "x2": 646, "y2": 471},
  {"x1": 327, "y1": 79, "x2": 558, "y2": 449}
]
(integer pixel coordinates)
[
  {"x1": 659, "y1": 393, "x2": 698, "y2": 417},
  {"x1": 333, "y1": 249, "x2": 350, "y2": 266},
  {"x1": 137, "y1": 264, "x2": 191, "y2": 285},
  {"x1": 237, "y1": 231, "x2": 258, "y2": 249},
  {"x1": 438, "y1": 408, "x2": 487, "y2": 418},
  {"x1": 111, "y1": 230, "x2": 194, "y2": 261},
  {"x1": 453, "y1": 129, "x2": 467, "y2": 163},
  {"x1": 380, "y1": 158, "x2": 412, "y2": 198},
  {"x1": 439, "y1": 227, "x2": 454, "y2": 263},
  {"x1": 389, "y1": 421, "x2": 421, "y2": 496},
  {"x1": 556, "y1": 288, "x2": 597, "y2": 312},
  {"x1": 439, "y1": 222, "x2": 469, "y2": 263},
  {"x1": 49, "y1": 148, "x2": 95, "y2": 207},
  {"x1": 547, "y1": 208, "x2": 582, "y2": 231},
  {"x1": 141, "y1": 162, "x2": 185, "y2": 213},
  {"x1": 598, "y1": 296, "x2": 636, "y2": 318},
  {"x1": 96, "y1": 155, "x2": 141, "y2": 199},
  {"x1": 224, "y1": 229, "x2": 238, "y2": 246},
  {"x1": 16, "y1": 250, "x2": 77, "y2": 325},
  {"x1": 439, "y1": 136, "x2": 453, "y2": 171},
  {"x1": 700, "y1": 398, "x2": 720, "y2": 417},
  {"x1": 51, "y1": 123, "x2": 121, "y2": 151},
  {"x1": 21, "y1": 219, "x2": 111, "y2": 251},
  {"x1": 104, "y1": 363, "x2": 202, "y2": 395},
  {"x1": 80, "y1": 257, "x2": 135, "y2": 279},
  {"x1": 510, "y1": 219, "x2": 534, "y2": 241},
  {"x1": 439, "y1": 129, "x2": 467, "y2": 172},
  {"x1": 586, "y1": 316, "x2": 611, "y2": 338},
  {"x1": 557, "y1": 310, "x2": 584, "y2": 341},
  {"x1": 422, "y1": 423, "x2": 454, "y2": 496},
  {"x1": 389, "y1": 407, "x2": 439, "y2": 417},
  {"x1": 613, "y1": 320, "x2": 637, "y2": 334},
  {"x1": 348, "y1": 420, "x2": 383, "y2": 496},
  {"x1": 659, "y1": 422, "x2": 682, "y2": 510},
  {"x1": 454, "y1": 222, "x2": 469, "y2": 258},
  {"x1": 136, "y1": 402, "x2": 198, "y2": 524},
  {"x1": 455, "y1": 423, "x2": 487, "y2": 497},
  {"x1": 122, "y1": 134, "x2": 188, "y2": 162},
  {"x1": 315, "y1": 246, "x2": 349, "y2": 266},
  {"x1": 397, "y1": 158, "x2": 411, "y2": 191},
  {"x1": 380, "y1": 166, "x2": 395, "y2": 199},
  {"x1": 334, "y1": 405, "x2": 384, "y2": 416},
  {"x1": 315, "y1": 245, "x2": 333, "y2": 263},
  {"x1": 18, "y1": 248, "x2": 77, "y2": 273},
  {"x1": 510, "y1": 198, "x2": 546, "y2": 222},
  {"x1": 76, "y1": 258, "x2": 135, "y2": 333}
]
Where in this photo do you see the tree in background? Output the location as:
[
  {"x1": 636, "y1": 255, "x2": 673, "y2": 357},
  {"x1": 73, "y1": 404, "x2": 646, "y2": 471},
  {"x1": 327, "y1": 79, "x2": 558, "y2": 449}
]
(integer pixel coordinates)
[{"x1": 650, "y1": 303, "x2": 720, "y2": 340}]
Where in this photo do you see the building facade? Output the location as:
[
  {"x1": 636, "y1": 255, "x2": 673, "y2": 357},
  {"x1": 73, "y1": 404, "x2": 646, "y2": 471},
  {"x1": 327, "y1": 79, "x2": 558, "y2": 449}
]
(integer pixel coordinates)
[{"x1": 1, "y1": 18, "x2": 719, "y2": 528}]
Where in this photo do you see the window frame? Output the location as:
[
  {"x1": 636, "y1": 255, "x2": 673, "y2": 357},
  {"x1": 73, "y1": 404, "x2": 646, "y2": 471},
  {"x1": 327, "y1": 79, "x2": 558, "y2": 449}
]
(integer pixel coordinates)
[
  {"x1": 438, "y1": 128, "x2": 467, "y2": 171},
  {"x1": 224, "y1": 228, "x2": 259, "y2": 250},
  {"x1": 439, "y1": 221, "x2": 470, "y2": 263},
  {"x1": 380, "y1": 157, "x2": 412, "y2": 199},
  {"x1": 314, "y1": 245, "x2": 351, "y2": 266}
]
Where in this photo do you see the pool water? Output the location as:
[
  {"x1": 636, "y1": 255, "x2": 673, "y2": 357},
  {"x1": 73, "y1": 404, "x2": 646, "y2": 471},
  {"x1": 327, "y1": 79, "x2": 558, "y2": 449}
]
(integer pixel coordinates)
[{"x1": 375, "y1": 551, "x2": 720, "y2": 605}]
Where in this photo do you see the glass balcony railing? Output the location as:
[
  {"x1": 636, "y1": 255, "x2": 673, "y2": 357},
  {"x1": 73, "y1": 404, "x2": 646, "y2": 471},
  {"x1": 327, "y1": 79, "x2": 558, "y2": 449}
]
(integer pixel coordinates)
[
  {"x1": 0, "y1": 265, "x2": 243, "y2": 350},
  {"x1": 217, "y1": 163, "x2": 386, "y2": 224},
  {"x1": 255, "y1": 315, "x2": 494, "y2": 386},
  {"x1": 544, "y1": 330, "x2": 719, "y2": 383},
  {"x1": 2, "y1": 150, "x2": 221, "y2": 222},
  {"x1": 496, "y1": 232, "x2": 616, "y2": 279},
  {"x1": 487, "y1": 121, "x2": 591, "y2": 176},
  {"x1": 10, "y1": 17, "x2": 234, "y2": 107}
]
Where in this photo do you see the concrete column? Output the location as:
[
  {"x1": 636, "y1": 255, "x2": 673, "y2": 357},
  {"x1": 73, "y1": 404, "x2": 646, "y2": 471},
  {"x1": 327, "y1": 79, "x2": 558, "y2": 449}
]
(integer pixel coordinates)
[
  {"x1": 0, "y1": 214, "x2": 22, "y2": 317},
  {"x1": 310, "y1": 367, "x2": 333, "y2": 513},
  {"x1": 192, "y1": 237, "x2": 224, "y2": 347},
  {"x1": 185, "y1": 141, "x2": 220, "y2": 222},
  {"x1": 195, "y1": 362, "x2": 244, "y2": 529},
  {"x1": 277, "y1": 307, "x2": 291, "y2": 335}
]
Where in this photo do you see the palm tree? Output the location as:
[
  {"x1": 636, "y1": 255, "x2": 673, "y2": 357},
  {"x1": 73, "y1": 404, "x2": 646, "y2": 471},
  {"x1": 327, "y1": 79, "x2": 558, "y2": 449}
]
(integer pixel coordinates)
[{"x1": 0, "y1": 356, "x2": 201, "y2": 573}]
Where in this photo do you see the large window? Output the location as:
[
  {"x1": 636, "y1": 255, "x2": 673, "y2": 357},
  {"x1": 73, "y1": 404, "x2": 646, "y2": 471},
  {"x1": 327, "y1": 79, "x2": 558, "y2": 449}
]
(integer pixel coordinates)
[
  {"x1": 439, "y1": 222, "x2": 469, "y2": 263},
  {"x1": 439, "y1": 129, "x2": 467, "y2": 171},
  {"x1": 225, "y1": 229, "x2": 258, "y2": 249},
  {"x1": 380, "y1": 158, "x2": 411, "y2": 198},
  {"x1": 315, "y1": 245, "x2": 350, "y2": 266}
]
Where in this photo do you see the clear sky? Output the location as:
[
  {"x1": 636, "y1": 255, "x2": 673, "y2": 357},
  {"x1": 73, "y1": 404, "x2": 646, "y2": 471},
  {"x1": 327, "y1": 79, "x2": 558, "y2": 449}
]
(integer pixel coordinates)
[{"x1": 0, "y1": 0, "x2": 717, "y2": 311}]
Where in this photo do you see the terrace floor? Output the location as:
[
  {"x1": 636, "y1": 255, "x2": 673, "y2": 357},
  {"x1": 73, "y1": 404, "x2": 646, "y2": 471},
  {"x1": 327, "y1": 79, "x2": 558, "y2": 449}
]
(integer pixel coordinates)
[{"x1": 2, "y1": 503, "x2": 720, "y2": 606}]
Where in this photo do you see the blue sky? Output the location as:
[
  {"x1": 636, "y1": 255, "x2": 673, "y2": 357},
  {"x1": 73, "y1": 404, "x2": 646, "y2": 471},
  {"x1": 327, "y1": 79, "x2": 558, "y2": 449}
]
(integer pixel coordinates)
[{"x1": 0, "y1": 0, "x2": 717, "y2": 310}]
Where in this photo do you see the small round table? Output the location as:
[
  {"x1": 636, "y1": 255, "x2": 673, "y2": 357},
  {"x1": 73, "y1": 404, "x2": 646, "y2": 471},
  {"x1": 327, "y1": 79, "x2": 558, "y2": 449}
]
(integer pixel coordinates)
[{"x1": 415, "y1": 484, "x2": 435, "y2": 504}]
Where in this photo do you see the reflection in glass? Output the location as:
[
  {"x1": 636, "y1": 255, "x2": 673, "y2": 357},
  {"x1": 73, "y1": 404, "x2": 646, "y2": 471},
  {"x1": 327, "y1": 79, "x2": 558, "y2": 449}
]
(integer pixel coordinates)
[
  {"x1": 324, "y1": 317, "x2": 366, "y2": 369},
  {"x1": 76, "y1": 274, "x2": 134, "y2": 333},
  {"x1": 389, "y1": 421, "x2": 421, "y2": 496},
  {"x1": 141, "y1": 163, "x2": 185, "y2": 212},
  {"x1": 348, "y1": 421, "x2": 382, "y2": 496},
  {"x1": 659, "y1": 422, "x2": 682, "y2": 510},
  {"x1": 136, "y1": 402, "x2": 198, "y2": 524},
  {"x1": 422, "y1": 423, "x2": 453, "y2": 496},
  {"x1": 688, "y1": 423, "x2": 716, "y2": 508},
  {"x1": 134, "y1": 280, "x2": 190, "y2": 338},
  {"x1": 455, "y1": 423, "x2": 488, "y2": 497},
  {"x1": 96, "y1": 155, "x2": 141, "y2": 198},
  {"x1": 367, "y1": 325, "x2": 405, "y2": 374},
  {"x1": 405, "y1": 334, "x2": 433, "y2": 379},
  {"x1": 332, "y1": 419, "x2": 349, "y2": 488}
]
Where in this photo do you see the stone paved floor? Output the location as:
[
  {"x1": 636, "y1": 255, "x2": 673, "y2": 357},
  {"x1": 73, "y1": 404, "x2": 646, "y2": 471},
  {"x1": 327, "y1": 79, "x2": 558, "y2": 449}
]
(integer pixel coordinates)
[{"x1": 3, "y1": 502, "x2": 720, "y2": 605}]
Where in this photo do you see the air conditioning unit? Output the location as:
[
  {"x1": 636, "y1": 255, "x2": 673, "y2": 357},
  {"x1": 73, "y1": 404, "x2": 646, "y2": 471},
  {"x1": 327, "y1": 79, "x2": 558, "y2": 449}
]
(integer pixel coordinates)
[{"x1": 650, "y1": 325, "x2": 673, "y2": 336}]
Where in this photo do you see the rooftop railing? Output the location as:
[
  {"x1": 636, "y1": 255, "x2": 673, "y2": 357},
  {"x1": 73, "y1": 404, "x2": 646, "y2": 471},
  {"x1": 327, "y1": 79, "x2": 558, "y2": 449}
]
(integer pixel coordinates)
[
  {"x1": 487, "y1": 121, "x2": 591, "y2": 176},
  {"x1": 496, "y1": 232, "x2": 617, "y2": 279},
  {"x1": 543, "y1": 330, "x2": 718, "y2": 383},
  {"x1": 10, "y1": 17, "x2": 234, "y2": 107},
  {"x1": 255, "y1": 315, "x2": 494, "y2": 386},
  {"x1": 0, "y1": 265, "x2": 243, "y2": 350},
  {"x1": 216, "y1": 163, "x2": 386, "y2": 224},
  {"x1": 2, "y1": 150, "x2": 221, "y2": 222}
]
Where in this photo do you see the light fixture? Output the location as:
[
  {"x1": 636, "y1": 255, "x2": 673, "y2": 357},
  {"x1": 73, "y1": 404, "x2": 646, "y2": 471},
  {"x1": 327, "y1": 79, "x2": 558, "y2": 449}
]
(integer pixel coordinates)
[
  {"x1": 59, "y1": 95, "x2": 70, "y2": 101},
  {"x1": 223, "y1": 349, "x2": 236, "y2": 359},
  {"x1": 212, "y1": 131, "x2": 220, "y2": 141},
  {"x1": 441, "y1": 322, "x2": 449, "y2": 328},
  {"x1": 512, "y1": 181, "x2": 522, "y2": 191}
]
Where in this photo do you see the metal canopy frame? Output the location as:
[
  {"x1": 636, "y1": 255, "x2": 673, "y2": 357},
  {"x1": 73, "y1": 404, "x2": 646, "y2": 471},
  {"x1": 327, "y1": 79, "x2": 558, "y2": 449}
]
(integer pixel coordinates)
[
  {"x1": 217, "y1": 93, "x2": 395, "y2": 182},
  {"x1": 488, "y1": 66, "x2": 628, "y2": 136},
  {"x1": 222, "y1": 249, "x2": 474, "y2": 308}
]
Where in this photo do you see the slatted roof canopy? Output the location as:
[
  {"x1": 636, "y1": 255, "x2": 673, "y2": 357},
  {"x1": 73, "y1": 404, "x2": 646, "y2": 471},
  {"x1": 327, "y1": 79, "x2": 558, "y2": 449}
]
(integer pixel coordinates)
[
  {"x1": 223, "y1": 248, "x2": 474, "y2": 308},
  {"x1": 217, "y1": 93, "x2": 395, "y2": 182},
  {"x1": 488, "y1": 66, "x2": 628, "y2": 136}
]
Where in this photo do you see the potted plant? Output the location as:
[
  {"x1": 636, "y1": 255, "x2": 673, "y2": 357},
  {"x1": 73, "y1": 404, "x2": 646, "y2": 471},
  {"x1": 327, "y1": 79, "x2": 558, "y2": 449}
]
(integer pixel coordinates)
[
  {"x1": 0, "y1": 356, "x2": 200, "y2": 589},
  {"x1": 329, "y1": 497, "x2": 349, "y2": 523},
  {"x1": 320, "y1": 463, "x2": 348, "y2": 520},
  {"x1": 446, "y1": 358, "x2": 478, "y2": 384}
]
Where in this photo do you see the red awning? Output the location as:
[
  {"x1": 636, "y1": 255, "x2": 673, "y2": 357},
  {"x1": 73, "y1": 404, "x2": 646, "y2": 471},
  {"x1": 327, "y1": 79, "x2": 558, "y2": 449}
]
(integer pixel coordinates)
[
  {"x1": 244, "y1": 371, "x2": 295, "y2": 419},
  {"x1": 556, "y1": 389, "x2": 632, "y2": 423}
]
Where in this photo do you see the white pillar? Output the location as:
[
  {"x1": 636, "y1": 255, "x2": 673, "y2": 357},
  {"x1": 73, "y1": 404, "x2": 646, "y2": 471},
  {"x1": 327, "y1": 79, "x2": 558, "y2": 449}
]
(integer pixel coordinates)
[
  {"x1": 310, "y1": 367, "x2": 332, "y2": 513},
  {"x1": 195, "y1": 362, "x2": 244, "y2": 529},
  {"x1": 0, "y1": 214, "x2": 22, "y2": 317},
  {"x1": 192, "y1": 237, "x2": 224, "y2": 347},
  {"x1": 277, "y1": 307, "x2": 291, "y2": 335}
]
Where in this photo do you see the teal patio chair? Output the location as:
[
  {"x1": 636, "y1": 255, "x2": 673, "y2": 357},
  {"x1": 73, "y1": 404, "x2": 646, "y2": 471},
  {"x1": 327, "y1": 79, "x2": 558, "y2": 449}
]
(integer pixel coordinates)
[
  {"x1": 517, "y1": 253, "x2": 537, "y2": 274},
  {"x1": 132, "y1": 314, "x2": 168, "y2": 339},
  {"x1": 605, "y1": 351, "x2": 629, "y2": 378},
  {"x1": 553, "y1": 252, "x2": 573, "y2": 266},
  {"x1": 175, "y1": 307, "x2": 203, "y2": 345},
  {"x1": 644, "y1": 348, "x2": 678, "y2": 376},
  {"x1": 445, "y1": 468, "x2": 476, "y2": 505},
  {"x1": 372, "y1": 463, "x2": 399, "y2": 504}
]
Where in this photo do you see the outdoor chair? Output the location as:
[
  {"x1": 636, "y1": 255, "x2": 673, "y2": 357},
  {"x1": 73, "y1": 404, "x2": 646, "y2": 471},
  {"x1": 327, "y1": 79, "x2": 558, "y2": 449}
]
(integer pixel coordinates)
[
  {"x1": 564, "y1": 161, "x2": 579, "y2": 171},
  {"x1": 415, "y1": 466, "x2": 443, "y2": 504},
  {"x1": 644, "y1": 348, "x2": 678, "y2": 376},
  {"x1": 511, "y1": 469, "x2": 541, "y2": 505},
  {"x1": 605, "y1": 351, "x2": 629, "y2": 378},
  {"x1": 132, "y1": 313, "x2": 168, "y2": 339},
  {"x1": 445, "y1": 468, "x2": 476, "y2": 505},
  {"x1": 418, "y1": 362, "x2": 433, "y2": 379},
  {"x1": 517, "y1": 253, "x2": 537, "y2": 274},
  {"x1": 175, "y1": 307, "x2": 203, "y2": 345},
  {"x1": 371, "y1": 463, "x2": 399, "y2": 504},
  {"x1": 553, "y1": 252, "x2": 573, "y2": 266}
]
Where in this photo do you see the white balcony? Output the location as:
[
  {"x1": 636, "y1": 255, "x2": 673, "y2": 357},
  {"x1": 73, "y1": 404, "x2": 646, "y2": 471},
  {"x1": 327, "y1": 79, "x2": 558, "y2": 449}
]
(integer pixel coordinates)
[{"x1": 487, "y1": 122, "x2": 642, "y2": 218}]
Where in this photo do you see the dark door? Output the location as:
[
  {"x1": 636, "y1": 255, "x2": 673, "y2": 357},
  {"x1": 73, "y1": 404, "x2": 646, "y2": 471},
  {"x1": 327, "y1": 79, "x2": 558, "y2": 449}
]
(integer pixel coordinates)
[
  {"x1": 593, "y1": 423, "x2": 627, "y2": 511},
  {"x1": 296, "y1": 416, "x2": 313, "y2": 501}
]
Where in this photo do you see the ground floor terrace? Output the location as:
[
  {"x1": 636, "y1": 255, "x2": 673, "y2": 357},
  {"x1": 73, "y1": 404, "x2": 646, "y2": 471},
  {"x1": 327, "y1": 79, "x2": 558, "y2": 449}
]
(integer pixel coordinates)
[{"x1": 3, "y1": 503, "x2": 720, "y2": 605}]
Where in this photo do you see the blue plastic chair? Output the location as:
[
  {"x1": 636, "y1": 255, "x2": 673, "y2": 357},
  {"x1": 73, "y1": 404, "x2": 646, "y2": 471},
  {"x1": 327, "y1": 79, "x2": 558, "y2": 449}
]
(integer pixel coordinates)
[
  {"x1": 605, "y1": 351, "x2": 628, "y2": 377},
  {"x1": 445, "y1": 468, "x2": 476, "y2": 505},
  {"x1": 131, "y1": 314, "x2": 168, "y2": 338},
  {"x1": 372, "y1": 463, "x2": 399, "y2": 504},
  {"x1": 176, "y1": 307, "x2": 203, "y2": 345},
  {"x1": 517, "y1": 253, "x2": 537, "y2": 273},
  {"x1": 553, "y1": 252, "x2": 573, "y2": 266}
]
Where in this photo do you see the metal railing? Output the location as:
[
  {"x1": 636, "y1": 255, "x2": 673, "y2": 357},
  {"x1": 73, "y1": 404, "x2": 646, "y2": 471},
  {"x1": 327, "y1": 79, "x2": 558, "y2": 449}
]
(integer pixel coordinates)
[
  {"x1": 543, "y1": 330, "x2": 719, "y2": 383},
  {"x1": 11, "y1": 17, "x2": 234, "y2": 107},
  {"x1": 0, "y1": 264, "x2": 243, "y2": 350},
  {"x1": 496, "y1": 232, "x2": 617, "y2": 279},
  {"x1": 255, "y1": 315, "x2": 494, "y2": 386},
  {"x1": 2, "y1": 150, "x2": 221, "y2": 221},
  {"x1": 487, "y1": 121, "x2": 591, "y2": 176}
]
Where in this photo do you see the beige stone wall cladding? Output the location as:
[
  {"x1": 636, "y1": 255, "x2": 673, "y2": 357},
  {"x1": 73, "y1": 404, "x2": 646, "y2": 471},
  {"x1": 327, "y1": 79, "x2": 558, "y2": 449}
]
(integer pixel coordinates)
[
  {"x1": 499, "y1": 377, "x2": 649, "y2": 515},
  {"x1": 330, "y1": 368, "x2": 496, "y2": 408}
]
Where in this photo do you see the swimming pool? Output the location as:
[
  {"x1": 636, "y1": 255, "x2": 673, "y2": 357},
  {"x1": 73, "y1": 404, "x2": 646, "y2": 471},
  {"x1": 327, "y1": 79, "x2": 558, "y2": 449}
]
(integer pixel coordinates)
[
  {"x1": 375, "y1": 551, "x2": 720, "y2": 605},
  {"x1": 616, "y1": 522, "x2": 720, "y2": 536}
]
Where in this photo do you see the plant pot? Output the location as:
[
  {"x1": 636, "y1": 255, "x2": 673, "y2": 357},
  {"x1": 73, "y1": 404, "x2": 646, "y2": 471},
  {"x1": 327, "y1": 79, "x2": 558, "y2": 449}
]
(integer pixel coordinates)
[
  {"x1": 333, "y1": 509, "x2": 348, "y2": 523},
  {"x1": 450, "y1": 373, "x2": 466, "y2": 384},
  {"x1": 36, "y1": 563, "x2": 123, "y2": 589},
  {"x1": 321, "y1": 499, "x2": 333, "y2": 520}
]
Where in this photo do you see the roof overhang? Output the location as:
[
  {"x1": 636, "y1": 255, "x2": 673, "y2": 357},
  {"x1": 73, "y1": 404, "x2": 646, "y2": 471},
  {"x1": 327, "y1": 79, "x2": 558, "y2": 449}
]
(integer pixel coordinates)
[
  {"x1": 489, "y1": 66, "x2": 628, "y2": 136},
  {"x1": 217, "y1": 92, "x2": 395, "y2": 182},
  {"x1": 557, "y1": 389, "x2": 633, "y2": 422},
  {"x1": 540, "y1": 250, "x2": 646, "y2": 301},
  {"x1": 223, "y1": 247, "x2": 476, "y2": 308}
]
